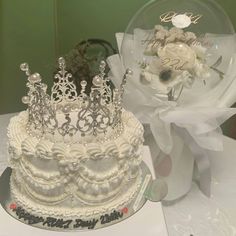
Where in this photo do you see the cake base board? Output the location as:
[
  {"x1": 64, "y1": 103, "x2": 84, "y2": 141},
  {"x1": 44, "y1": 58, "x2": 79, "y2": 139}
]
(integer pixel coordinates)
[{"x1": 0, "y1": 162, "x2": 152, "y2": 232}]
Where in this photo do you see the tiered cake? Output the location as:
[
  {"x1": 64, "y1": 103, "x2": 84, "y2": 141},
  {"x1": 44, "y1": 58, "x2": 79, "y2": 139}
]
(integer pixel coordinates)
[{"x1": 7, "y1": 58, "x2": 146, "y2": 230}]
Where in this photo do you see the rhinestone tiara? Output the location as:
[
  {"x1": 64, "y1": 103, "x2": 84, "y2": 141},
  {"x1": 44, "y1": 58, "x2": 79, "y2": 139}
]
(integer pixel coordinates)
[{"x1": 20, "y1": 57, "x2": 132, "y2": 144}]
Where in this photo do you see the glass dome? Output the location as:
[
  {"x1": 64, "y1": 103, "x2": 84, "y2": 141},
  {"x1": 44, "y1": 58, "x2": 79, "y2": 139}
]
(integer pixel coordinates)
[{"x1": 121, "y1": 0, "x2": 236, "y2": 103}]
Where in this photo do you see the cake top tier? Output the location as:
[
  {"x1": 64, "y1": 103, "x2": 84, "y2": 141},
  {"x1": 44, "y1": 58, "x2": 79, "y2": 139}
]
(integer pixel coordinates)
[{"x1": 20, "y1": 58, "x2": 132, "y2": 143}]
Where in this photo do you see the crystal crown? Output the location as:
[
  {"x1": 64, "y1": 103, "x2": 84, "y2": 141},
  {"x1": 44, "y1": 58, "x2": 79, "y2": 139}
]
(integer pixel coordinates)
[{"x1": 20, "y1": 57, "x2": 132, "y2": 143}]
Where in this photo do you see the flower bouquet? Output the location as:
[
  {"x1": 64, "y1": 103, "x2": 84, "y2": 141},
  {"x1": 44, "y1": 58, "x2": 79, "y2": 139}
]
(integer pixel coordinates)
[
  {"x1": 140, "y1": 24, "x2": 222, "y2": 100},
  {"x1": 107, "y1": 0, "x2": 236, "y2": 200}
]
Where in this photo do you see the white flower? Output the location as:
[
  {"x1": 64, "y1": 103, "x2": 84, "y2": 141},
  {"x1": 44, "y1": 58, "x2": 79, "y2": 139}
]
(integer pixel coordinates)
[
  {"x1": 140, "y1": 24, "x2": 214, "y2": 100},
  {"x1": 176, "y1": 71, "x2": 194, "y2": 88},
  {"x1": 154, "y1": 25, "x2": 165, "y2": 31},
  {"x1": 140, "y1": 69, "x2": 193, "y2": 95},
  {"x1": 155, "y1": 31, "x2": 167, "y2": 40},
  {"x1": 184, "y1": 31, "x2": 197, "y2": 41},
  {"x1": 169, "y1": 27, "x2": 184, "y2": 35},
  {"x1": 145, "y1": 26, "x2": 170, "y2": 55},
  {"x1": 145, "y1": 42, "x2": 160, "y2": 55},
  {"x1": 139, "y1": 56, "x2": 193, "y2": 94},
  {"x1": 193, "y1": 60, "x2": 211, "y2": 79},
  {"x1": 191, "y1": 44, "x2": 207, "y2": 60},
  {"x1": 144, "y1": 57, "x2": 181, "y2": 77},
  {"x1": 164, "y1": 27, "x2": 185, "y2": 43},
  {"x1": 158, "y1": 43, "x2": 197, "y2": 70}
]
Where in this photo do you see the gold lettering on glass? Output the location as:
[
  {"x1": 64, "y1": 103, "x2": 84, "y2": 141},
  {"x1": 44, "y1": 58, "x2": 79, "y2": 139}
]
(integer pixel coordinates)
[
  {"x1": 161, "y1": 58, "x2": 188, "y2": 70},
  {"x1": 160, "y1": 11, "x2": 202, "y2": 24}
]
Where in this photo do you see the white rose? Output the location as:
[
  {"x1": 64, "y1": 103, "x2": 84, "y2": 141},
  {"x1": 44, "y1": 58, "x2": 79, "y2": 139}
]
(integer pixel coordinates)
[
  {"x1": 169, "y1": 27, "x2": 184, "y2": 35},
  {"x1": 158, "y1": 43, "x2": 196, "y2": 70},
  {"x1": 177, "y1": 71, "x2": 194, "y2": 88},
  {"x1": 193, "y1": 60, "x2": 211, "y2": 79},
  {"x1": 155, "y1": 31, "x2": 166, "y2": 40},
  {"x1": 184, "y1": 31, "x2": 197, "y2": 41},
  {"x1": 191, "y1": 44, "x2": 207, "y2": 60}
]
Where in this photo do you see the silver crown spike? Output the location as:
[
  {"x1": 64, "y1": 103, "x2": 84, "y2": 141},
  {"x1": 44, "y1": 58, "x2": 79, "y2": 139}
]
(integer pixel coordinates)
[
  {"x1": 20, "y1": 62, "x2": 57, "y2": 136},
  {"x1": 57, "y1": 57, "x2": 66, "y2": 81},
  {"x1": 20, "y1": 62, "x2": 42, "y2": 84},
  {"x1": 58, "y1": 57, "x2": 66, "y2": 70},
  {"x1": 51, "y1": 57, "x2": 77, "y2": 104},
  {"x1": 20, "y1": 63, "x2": 31, "y2": 76},
  {"x1": 79, "y1": 80, "x2": 88, "y2": 105},
  {"x1": 98, "y1": 60, "x2": 113, "y2": 103},
  {"x1": 28, "y1": 73, "x2": 42, "y2": 83},
  {"x1": 20, "y1": 62, "x2": 42, "y2": 104},
  {"x1": 119, "y1": 68, "x2": 133, "y2": 99},
  {"x1": 99, "y1": 60, "x2": 106, "y2": 77},
  {"x1": 92, "y1": 75, "x2": 103, "y2": 87},
  {"x1": 80, "y1": 80, "x2": 87, "y2": 97},
  {"x1": 20, "y1": 62, "x2": 31, "y2": 104}
]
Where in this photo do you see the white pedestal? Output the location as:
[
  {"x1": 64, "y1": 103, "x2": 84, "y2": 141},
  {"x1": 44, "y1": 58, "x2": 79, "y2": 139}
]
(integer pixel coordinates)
[{"x1": 0, "y1": 146, "x2": 168, "y2": 236}]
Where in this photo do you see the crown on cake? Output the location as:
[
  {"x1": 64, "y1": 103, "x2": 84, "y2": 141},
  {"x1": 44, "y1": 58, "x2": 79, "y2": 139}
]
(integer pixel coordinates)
[{"x1": 20, "y1": 57, "x2": 132, "y2": 143}]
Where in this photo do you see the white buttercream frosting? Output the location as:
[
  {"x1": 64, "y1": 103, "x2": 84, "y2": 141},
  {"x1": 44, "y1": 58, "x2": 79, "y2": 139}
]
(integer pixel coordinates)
[{"x1": 8, "y1": 109, "x2": 144, "y2": 218}]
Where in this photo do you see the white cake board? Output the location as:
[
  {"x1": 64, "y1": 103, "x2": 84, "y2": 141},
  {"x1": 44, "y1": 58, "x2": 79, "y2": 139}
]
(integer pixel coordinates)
[{"x1": 0, "y1": 146, "x2": 168, "y2": 236}]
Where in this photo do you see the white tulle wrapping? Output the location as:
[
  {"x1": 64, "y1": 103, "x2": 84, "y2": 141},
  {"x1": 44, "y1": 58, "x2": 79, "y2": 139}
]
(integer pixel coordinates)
[{"x1": 107, "y1": 32, "x2": 236, "y2": 200}]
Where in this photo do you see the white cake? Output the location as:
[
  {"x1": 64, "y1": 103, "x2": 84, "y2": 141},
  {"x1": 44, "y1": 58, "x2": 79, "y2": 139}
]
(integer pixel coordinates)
[{"x1": 6, "y1": 59, "x2": 145, "y2": 230}]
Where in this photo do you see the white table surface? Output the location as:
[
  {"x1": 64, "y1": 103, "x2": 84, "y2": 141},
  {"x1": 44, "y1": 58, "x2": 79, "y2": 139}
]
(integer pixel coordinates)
[
  {"x1": 0, "y1": 113, "x2": 168, "y2": 236},
  {"x1": 163, "y1": 135, "x2": 236, "y2": 236},
  {"x1": 1, "y1": 113, "x2": 236, "y2": 235}
]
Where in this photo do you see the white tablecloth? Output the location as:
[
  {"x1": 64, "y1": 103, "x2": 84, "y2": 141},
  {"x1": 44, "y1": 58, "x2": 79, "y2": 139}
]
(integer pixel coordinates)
[{"x1": 1, "y1": 113, "x2": 236, "y2": 235}]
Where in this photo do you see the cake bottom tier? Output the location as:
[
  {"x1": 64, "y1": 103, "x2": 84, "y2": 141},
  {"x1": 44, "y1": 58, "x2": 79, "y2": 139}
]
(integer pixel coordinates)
[{"x1": 3, "y1": 163, "x2": 151, "y2": 231}]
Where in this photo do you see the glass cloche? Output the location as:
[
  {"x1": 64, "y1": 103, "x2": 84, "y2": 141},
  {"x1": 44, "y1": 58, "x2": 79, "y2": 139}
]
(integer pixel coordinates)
[{"x1": 121, "y1": 0, "x2": 236, "y2": 105}]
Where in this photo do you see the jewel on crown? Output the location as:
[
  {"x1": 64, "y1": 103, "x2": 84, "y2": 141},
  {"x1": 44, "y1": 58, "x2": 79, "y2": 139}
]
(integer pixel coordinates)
[{"x1": 20, "y1": 58, "x2": 132, "y2": 143}]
